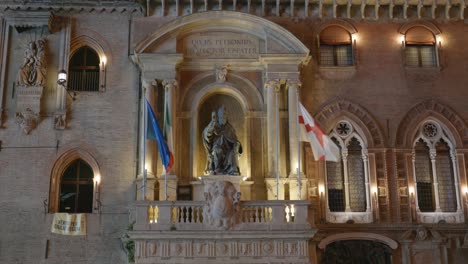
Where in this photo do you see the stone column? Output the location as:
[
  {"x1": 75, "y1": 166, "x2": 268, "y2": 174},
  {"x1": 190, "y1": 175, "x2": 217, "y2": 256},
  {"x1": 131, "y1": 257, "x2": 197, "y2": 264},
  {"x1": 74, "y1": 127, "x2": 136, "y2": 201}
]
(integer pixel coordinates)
[
  {"x1": 264, "y1": 79, "x2": 284, "y2": 200},
  {"x1": 430, "y1": 149, "x2": 442, "y2": 212},
  {"x1": 136, "y1": 79, "x2": 156, "y2": 201},
  {"x1": 287, "y1": 80, "x2": 307, "y2": 200},
  {"x1": 265, "y1": 79, "x2": 281, "y2": 178},
  {"x1": 342, "y1": 149, "x2": 352, "y2": 212},
  {"x1": 450, "y1": 151, "x2": 462, "y2": 212},
  {"x1": 159, "y1": 79, "x2": 178, "y2": 201},
  {"x1": 363, "y1": 149, "x2": 371, "y2": 212}
]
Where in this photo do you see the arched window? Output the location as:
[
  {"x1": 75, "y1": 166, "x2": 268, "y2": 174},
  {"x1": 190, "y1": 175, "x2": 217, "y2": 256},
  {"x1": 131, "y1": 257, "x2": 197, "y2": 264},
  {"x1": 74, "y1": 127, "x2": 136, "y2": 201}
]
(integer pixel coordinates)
[
  {"x1": 325, "y1": 120, "x2": 372, "y2": 223},
  {"x1": 404, "y1": 26, "x2": 438, "y2": 67},
  {"x1": 319, "y1": 26, "x2": 354, "y2": 66},
  {"x1": 59, "y1": 159, "x2": 94, "y2": 213},
  {"x1": 413, "y1": 120, "x2": 460, "y2": 215},
  {"x1": 69, "y1": 46, "x2": 100, "y2": 92}
]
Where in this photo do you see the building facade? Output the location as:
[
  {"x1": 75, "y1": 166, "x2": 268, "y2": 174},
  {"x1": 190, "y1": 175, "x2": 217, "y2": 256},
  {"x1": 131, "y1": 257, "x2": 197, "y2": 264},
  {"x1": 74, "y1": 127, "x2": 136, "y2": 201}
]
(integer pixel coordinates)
[{"x1": 1, "y1": 0, "x2": 468, "y2": 263}]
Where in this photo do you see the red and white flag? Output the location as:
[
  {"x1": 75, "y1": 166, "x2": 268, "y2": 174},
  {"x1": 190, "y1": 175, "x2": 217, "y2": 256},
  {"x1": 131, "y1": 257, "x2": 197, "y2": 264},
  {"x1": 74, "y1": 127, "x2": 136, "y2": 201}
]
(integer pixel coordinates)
[{"x1": 298, "y1": 103, "x2": 340, "y2": 162}]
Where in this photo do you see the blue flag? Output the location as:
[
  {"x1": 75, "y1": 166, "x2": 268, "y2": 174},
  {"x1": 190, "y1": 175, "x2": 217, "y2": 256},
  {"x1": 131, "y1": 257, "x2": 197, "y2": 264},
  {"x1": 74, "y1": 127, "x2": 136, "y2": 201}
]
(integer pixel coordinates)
[{"x1": 146, "y1": 99, "x2": 174, "y2": 172}]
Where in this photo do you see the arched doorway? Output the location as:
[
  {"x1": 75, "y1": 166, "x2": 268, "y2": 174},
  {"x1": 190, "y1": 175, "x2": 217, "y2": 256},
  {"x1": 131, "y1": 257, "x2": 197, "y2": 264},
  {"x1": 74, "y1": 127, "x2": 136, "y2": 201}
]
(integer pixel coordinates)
[{"x1": 322, "y1": 240, "x2": 392, "y2": 264}]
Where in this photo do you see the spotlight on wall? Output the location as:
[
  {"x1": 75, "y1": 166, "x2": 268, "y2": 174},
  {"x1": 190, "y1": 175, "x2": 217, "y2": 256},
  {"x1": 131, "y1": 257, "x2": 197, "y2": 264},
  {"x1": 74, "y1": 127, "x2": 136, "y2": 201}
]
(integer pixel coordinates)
[{"x1": 57, "y1": 69, "x2": 76, "y2": 101}]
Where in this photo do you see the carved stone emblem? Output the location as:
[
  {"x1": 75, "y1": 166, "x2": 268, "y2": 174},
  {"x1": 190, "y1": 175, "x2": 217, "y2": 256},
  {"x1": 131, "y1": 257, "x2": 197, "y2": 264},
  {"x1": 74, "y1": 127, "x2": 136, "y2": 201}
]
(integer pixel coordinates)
[
  {"x1": 203, "y1": 181, "x2": 241, "y2": 230},
  {"x1": 15, "y1": 108, "x2": 39, "y2": 134},
  {"x1": 215, "y1": 66, "x2": 228, "y2": 83},
  {"x1": 54, "y1": 113, "x2": 66, "y2": 130},
  {"x1": 415, "y1": 226, "x2": 428, "y2": 241}
]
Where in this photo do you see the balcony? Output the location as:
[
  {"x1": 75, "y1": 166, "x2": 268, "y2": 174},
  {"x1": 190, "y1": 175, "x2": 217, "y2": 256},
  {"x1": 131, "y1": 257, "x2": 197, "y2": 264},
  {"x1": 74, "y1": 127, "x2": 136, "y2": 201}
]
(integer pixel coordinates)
[{"x1": 129, "y1": 200, "x2": 316, "y2": 264}]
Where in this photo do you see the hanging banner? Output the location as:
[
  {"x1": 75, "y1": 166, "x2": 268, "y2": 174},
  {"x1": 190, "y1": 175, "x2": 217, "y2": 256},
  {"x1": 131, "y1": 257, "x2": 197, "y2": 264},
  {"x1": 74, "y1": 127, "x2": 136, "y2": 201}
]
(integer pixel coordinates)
[{"x1": 51, "y1": 213, "x2": 86, "y2": 236}]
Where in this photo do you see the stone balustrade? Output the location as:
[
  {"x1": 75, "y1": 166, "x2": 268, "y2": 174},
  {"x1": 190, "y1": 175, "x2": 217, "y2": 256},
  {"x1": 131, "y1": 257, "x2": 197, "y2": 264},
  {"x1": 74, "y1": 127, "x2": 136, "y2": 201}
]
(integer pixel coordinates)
[{"x1": 134, "y1": 200, "x2": 311, "y2": 231}]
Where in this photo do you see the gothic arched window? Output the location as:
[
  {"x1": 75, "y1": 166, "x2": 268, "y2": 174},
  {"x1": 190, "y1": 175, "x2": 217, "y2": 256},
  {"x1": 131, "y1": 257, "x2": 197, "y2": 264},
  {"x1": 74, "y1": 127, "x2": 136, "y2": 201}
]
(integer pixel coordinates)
[
  {"x1": 59, "y1": 159, "x2": 94, "y2": 213},
  {"x1": 413, "y1": 120, "x2": 460, "y2": 215},
  {"x1": 325, "y1": 120, "x2": 372, "y2": 223},
  {"x1": 69, "y1": 46, "x2": 100, "y2": 91}
]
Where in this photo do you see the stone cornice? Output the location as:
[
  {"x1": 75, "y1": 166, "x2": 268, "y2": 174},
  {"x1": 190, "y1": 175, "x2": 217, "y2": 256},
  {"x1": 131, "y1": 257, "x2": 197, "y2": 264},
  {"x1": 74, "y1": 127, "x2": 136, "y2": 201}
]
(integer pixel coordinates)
[{"x1": 0, "y1": 1, "x2": 144, "y2": 16}]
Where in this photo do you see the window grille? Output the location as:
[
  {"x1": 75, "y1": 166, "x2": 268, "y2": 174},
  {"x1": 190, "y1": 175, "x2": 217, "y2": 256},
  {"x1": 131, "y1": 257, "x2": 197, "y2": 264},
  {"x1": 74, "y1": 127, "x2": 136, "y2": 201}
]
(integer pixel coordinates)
[
  {"x1": 327, "y1": 138, "x2": 345, "y2": 212},
  {"x1": 405, "y1": 45, "x2": 437, "y2": 67},
  {"x1": 347, "y1": 138, "x2": 366, "y2": 212},
  {"x1": 414, "y1": 139, "x2": 434, "y2": 212},
  {"x1": 59, "y1": 159, "x2": 94, "y2": 213},
  {"x1": 69, "y1": 46, "x2": 100, "y2": 91},
  {"x1": 319, "y1": 44, "x2": 353, "y2": 66},
  {"x1": 435, "y1": 139, "x2": 457, "y2": 212}
]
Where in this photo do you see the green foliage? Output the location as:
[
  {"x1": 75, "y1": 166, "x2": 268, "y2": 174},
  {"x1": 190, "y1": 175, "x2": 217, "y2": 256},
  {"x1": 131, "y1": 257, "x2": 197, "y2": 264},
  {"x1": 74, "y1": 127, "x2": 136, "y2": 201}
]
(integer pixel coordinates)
[{"x1": 121, "y1": 221, "x2": 135, "y2": 263}]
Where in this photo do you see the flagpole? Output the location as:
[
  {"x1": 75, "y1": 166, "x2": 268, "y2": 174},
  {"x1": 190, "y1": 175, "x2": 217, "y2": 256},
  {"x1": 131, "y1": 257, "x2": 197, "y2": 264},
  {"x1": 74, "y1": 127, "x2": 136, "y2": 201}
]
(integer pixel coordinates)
[
  {"x1": 275, "y1": 88, "x2": 280, "y2": 201},
  {"x1": 296, "y1": 87, "x2": 301, "y2": 200},
  {"x1": 163, "y1": 87, "x2": 169, "y2": 201},
  {"x1": 142, "y1": 91, "x2": 147, "y2": 201}
]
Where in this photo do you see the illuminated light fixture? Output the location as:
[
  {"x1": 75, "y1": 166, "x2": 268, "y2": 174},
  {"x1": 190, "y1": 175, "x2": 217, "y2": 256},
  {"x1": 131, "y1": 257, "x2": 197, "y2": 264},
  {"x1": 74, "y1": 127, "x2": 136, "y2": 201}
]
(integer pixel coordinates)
[
  {"x1": 101, "y1": 55, "x2": 107, "y2": 66},
  {"x1": 93, "y1": 174, "x2": 101, "y2": 185},
  {"x1": 408, "y1": 186, "x2": 415, "y2": 195},
  {"x1": 57, "y1": 69, "x2": 67, "y2": 85},
  {"x1": 57, "y1": 69, "x2": 76, "y2": 100},
  {"x1": 351, "y1": 33, "x2": 358, "y2": 42},
  {"x1": 399, "y1": 34, "x2": 405, "y2": 44},
  {"x1": 242, "y1": 176, "x2": 248, "y2": 181},
  {"x1": 436, "y1": 35, "x2": 443, "y2": 45},
  {"x1": 318, "y1": 184, "x2": 325, "y2": 196}
]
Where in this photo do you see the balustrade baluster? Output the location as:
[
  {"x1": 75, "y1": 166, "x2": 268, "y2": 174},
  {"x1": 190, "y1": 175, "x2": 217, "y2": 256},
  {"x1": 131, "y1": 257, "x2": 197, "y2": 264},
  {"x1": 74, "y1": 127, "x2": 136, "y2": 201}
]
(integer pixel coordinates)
[
  {"x1": 254, "y1": 206, "x2": 259, "y2": 223},
  {"x1": 260, "y1": 206, "x2": 265, "y2": 222}
]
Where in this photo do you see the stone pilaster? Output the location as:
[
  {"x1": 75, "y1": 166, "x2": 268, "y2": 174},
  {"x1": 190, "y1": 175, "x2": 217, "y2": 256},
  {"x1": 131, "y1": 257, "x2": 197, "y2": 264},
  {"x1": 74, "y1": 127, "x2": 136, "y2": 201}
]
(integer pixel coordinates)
[{"x1": 265, "y1": 79, "x2": 281, "y2": 179}]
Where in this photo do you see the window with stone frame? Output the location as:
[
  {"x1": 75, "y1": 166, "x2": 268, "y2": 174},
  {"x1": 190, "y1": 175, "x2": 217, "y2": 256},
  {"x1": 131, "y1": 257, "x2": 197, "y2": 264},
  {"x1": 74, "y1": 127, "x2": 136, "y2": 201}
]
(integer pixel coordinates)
[
  {"x1": 404, "y1": 26, "x2": 438, "y2": 67},
  {"x1": 59, "y1": 159, "x2": 94, "y2": 213},
  {"x1": 68, "y1": 46, "x2": 100, "y2": 91},
  {"x1": 413, "y1": 121, "x2": 458, "y2": 213},
  {"x1": 319, "y1": 26, "x2": 354, "y2": 66},
  {"x1": 326, "y1": 121, "x2": 368, "y2": 213}
]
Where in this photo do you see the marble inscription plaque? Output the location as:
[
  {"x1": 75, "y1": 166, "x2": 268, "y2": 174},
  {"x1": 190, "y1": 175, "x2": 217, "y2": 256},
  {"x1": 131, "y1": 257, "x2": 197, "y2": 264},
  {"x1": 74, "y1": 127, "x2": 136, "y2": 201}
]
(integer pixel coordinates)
[{"x1": 183, "y1": 32, "x2": 259, "y2": 59}]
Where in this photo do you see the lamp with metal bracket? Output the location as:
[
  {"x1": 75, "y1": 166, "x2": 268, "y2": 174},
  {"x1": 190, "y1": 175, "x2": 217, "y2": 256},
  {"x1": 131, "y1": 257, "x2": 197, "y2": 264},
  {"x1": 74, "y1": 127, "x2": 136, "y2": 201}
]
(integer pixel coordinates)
[{"x1": 57, "y1": 69, "x2": 76, "y2": 101}]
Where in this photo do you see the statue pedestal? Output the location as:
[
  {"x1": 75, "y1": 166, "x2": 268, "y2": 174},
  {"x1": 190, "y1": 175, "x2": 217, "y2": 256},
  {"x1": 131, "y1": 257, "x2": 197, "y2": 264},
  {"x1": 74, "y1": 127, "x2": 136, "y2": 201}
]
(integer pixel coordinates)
[
  {"x1": 191, "y1": 175, "x2": 253, "y2": 201},
  {"x1": 158, "y1": 174, "x2": 178, "y2": 201},
  {"x1": 15, "y1": 85, "x2": 43, "y2": 134}
]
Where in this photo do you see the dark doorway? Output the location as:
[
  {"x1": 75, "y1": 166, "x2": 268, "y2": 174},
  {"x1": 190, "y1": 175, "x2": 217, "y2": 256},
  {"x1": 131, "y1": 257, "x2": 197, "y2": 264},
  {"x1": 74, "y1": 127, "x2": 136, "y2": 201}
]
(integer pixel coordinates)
[{"x1": 322, "y1": 240, "x2": 392, "y2": 264}]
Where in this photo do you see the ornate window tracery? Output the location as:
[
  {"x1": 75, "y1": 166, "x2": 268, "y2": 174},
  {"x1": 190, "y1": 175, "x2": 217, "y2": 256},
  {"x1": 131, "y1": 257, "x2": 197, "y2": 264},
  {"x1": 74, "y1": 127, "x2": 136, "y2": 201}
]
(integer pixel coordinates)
[
  {"x1": 412, "y1": 120, "x2": 461, "y2": 216},
  {"x1": 325, "y1": 120, "x2": 372, "y2": 223}
]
